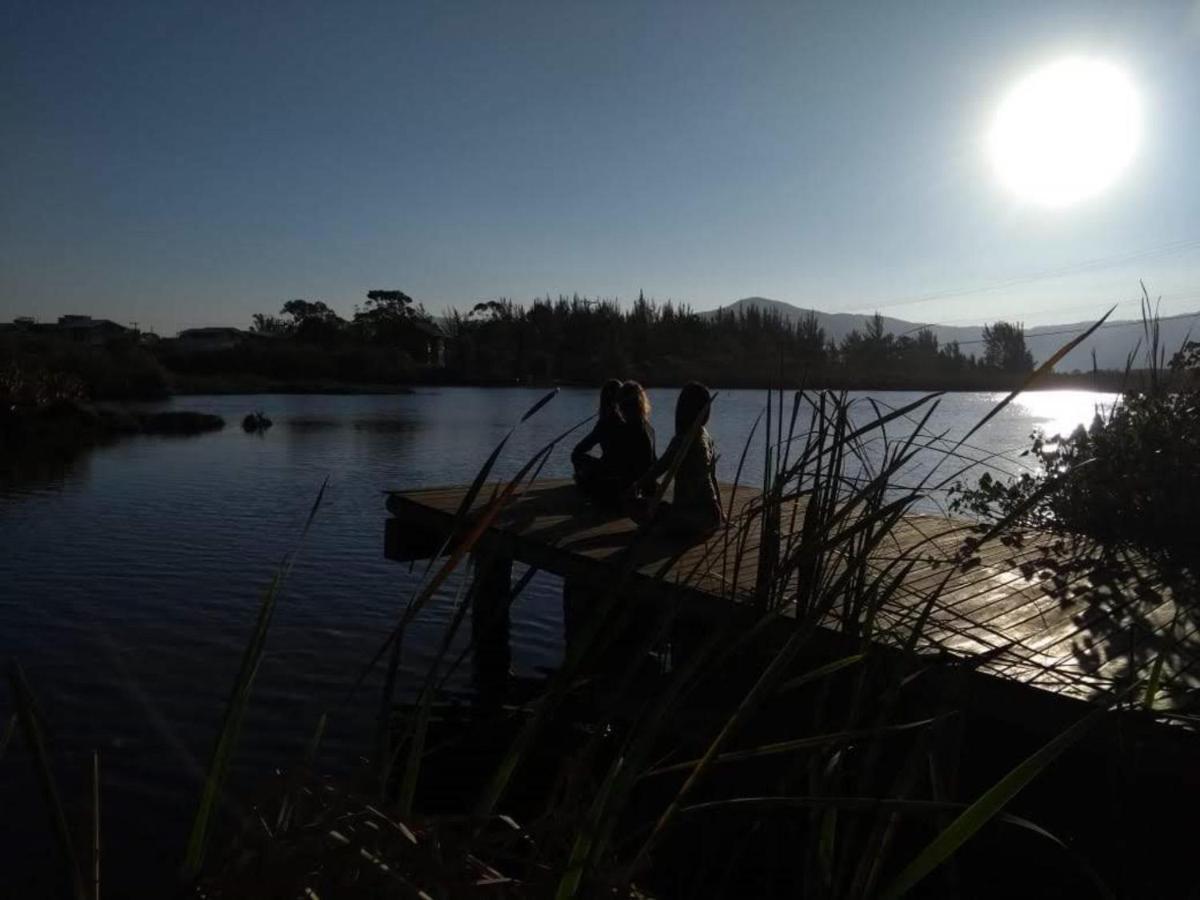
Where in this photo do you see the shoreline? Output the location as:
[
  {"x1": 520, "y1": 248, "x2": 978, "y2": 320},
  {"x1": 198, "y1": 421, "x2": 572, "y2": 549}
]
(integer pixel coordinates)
[{"x1": 172, "y1": 379, "x2": 1119, "y2": 396}]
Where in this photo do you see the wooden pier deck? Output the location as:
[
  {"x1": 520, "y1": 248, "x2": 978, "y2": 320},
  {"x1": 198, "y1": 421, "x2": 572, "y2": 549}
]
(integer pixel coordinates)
[{"x1": 385, "y1": 479, "x2": 1199, "y2": 722}]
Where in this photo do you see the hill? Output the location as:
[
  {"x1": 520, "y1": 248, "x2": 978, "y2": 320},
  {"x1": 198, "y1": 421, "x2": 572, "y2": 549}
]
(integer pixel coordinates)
[{"x1": 707, "y1": 297, "x2": 1199, "y2": 371}]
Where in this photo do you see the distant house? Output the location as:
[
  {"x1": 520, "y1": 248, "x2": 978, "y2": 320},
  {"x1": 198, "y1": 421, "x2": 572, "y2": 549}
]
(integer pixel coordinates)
[
  {"x1": 176, "y1": 327, "x2": 247, "y2": 352},
  {"x1": 53, "y1": 315, "x2": 129, "y2": 345},
  {"x1": 403, "y1": 318, "x2": 447, "y2": 368}
]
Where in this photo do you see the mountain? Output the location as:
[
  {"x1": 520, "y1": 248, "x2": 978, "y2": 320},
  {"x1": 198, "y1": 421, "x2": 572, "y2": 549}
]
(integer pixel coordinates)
[{"x1": 706, "y1": 297, "x2": 1199, "y2": 371}]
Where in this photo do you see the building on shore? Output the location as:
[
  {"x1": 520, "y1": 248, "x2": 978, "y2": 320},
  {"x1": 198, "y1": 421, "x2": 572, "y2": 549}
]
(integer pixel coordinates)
[
  {"x1": 403, "y1": 318, "x2": 448, "y2": 368},
  {"x1": 0, "y1": 315, "x2": 129, "y2": 345}
]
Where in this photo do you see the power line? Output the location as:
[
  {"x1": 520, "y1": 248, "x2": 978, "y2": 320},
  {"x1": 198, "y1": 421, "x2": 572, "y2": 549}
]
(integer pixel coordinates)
[
  {"x1": 946, "y1": 308, "x2": 1200, "y2": 347},
  {"x1": 840, "y1": 237, "x2": 1200, "y2": 317}
]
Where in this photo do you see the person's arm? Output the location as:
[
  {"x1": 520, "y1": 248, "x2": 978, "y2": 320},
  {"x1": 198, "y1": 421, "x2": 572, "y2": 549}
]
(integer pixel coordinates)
[
  {"x1": 709, "y1": 453, "x2": 724, "y2": 522},
  {"x1": 572, "y1": 423, "x2": 602, "y2": 462},
  {"x1": 636, "y1": 434, "x2": 677, "y2": 492},
  {"x1": 638, "y1": 426, "x2": 657, "y2": 474}
]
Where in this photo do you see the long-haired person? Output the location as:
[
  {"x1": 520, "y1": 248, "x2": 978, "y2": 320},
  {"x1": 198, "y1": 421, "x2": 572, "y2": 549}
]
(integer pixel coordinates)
[
  {"x1": 631, "y1": 382, "x2": 722, "y2": 537},
  {"x1": 571, "y1": 378, "x2": 625, "y2": 501},
  {"x1": 614, "y1": 380, "x2": 655, "y2": 491}
]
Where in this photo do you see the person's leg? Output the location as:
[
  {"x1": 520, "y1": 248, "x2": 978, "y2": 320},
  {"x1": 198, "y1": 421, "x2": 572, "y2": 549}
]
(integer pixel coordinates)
[
  {"x1": 574, "y1": 455, "x2": 602, "y2": 498},
  {"x1": 626, "y1": 496, "x2": 666, "y2": 525},
  {"x1": 659, "y1": 504, "x2": 721, "y2": 540}
]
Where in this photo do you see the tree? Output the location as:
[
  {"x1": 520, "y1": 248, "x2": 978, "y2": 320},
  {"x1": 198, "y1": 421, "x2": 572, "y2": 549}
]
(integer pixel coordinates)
[
  {"x1": 795, "y1": 312, "x2": 827, "y2": 362},
  {"x1": 840, "y1": 313, "x2": 895, "y2": 370},
  {"x1": 354, "y1": 290, "x2": 419, "y2": 343},
  {"x1": 250, "y1": 313, "x2": 290, "y2": 336},
  {"x1": 278, "y1": 299, "x2": 344, "y2": 344},
  {"x1": 469, "y1": 299, "x2": 515, "y2": 322},
  {"x1": 981, "y1": 321, "x2": 1034, "y2": 373}
]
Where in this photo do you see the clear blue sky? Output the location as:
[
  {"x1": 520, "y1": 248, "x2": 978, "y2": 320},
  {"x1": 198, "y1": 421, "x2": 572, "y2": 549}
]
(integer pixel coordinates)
[{"x1": 3, "y1": 0, "x2": 1199, "y2": 334}]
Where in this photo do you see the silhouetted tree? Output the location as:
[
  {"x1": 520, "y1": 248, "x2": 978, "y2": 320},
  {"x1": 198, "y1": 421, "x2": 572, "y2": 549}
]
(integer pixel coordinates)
[
  {"x1": 354, "y1": 290, "x2": 423, "y2": 344},
  {"x1": 243, "y1": 291, "x2": 1052, "y2": 388},
  {"x1": 982, "y1": 321, "x2": 1034, "y2": 373},
  {"x1": 249, "y1": 313, "x2": 290, "y2": 336},
  {"x1": 841, "y1": 313, "x2": 895, "y2": 371},
  {"x1": 280, "y1": 299, "x2": 344, "y2": 344}
]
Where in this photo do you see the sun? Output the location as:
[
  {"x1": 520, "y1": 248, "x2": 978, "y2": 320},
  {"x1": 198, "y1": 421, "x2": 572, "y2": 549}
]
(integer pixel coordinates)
[{"x1": 988, "y1": 58, "x2": 1141, "y2": 207}]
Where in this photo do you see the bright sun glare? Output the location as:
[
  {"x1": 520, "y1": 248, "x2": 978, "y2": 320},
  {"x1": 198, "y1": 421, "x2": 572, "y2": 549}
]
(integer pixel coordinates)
[{"x1": 988, "y1": 58, "x2": 1141, "y2": 207}]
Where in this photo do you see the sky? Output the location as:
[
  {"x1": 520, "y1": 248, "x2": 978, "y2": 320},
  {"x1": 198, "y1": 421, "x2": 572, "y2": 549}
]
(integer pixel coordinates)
[{"x1": 3, "y1": 0, "x2": 1200, "y2": 335}]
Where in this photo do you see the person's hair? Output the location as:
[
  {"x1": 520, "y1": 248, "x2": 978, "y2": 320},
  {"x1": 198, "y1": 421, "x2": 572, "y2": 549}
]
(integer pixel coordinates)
[
  {"x1": 674, "y1": 381, "x2": 711, "y2": 435},
  {"x1": 598, "y1": 378, "x2": 622, "y2": 422},
  {"x1": 618, "y1": 380, "x2": 651, "y2": 423}
]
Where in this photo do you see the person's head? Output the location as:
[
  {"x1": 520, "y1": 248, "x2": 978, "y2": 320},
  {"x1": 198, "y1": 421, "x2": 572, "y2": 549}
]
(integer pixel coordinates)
[
  {"x1": 674, "y1": 382, "x2": 712, "y2": 435},
  {"x1": 598, "y1": 378, "x2": 622, "y2": 421},
  {"x1": 618, "y1": 380, "x2": 651, "y2": 423}
]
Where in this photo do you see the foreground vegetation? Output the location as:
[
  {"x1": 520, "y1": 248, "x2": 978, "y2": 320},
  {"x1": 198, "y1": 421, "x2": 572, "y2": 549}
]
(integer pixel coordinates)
[
  {"x1": 3, "y1": 308, "x2": 1196, "y2": 897},
  {"x1": 952, "y1": 295, "x2": 1200, "y2": 564}
]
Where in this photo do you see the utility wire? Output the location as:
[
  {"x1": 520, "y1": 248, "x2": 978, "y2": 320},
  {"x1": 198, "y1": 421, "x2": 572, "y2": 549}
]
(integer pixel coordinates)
[
  {"x1": 840, "y1": 237, "x2": 1200, "y2": 317},
  {"x1": 941, "y1": 308, "x2": 1200, "y2": 347}
]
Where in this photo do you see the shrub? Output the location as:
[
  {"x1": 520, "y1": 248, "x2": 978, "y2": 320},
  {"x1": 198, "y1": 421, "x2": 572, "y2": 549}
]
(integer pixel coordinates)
[
  {"x1": 951, "y1": 335, "x2": 1200, "y2": 564},
  {"x1": 0, "y1": 335, "x2": 168, "y2": 401}
]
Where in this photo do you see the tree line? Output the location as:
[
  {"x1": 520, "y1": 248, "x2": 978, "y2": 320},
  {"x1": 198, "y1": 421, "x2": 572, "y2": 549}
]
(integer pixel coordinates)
[
  {"x1": 442, "y1": 292, "x2": 1037, "y2": 389},
  {"x1": 221, "y1": 290, "x2": 1043, "y2": 390}
]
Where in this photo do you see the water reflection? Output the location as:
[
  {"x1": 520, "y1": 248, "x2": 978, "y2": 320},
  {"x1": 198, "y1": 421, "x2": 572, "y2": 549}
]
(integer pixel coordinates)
[
  {"x1": 352, "y1": 417, "x2": 420, "y2": 434},
  {"x1": 285, "y1": 417, "x2": 343, "y2": 433},
  {"x1": 0, "y1": 441, "x2": 94, "y2": 492},
  {"x1": 1011, "y1": 390, "x2": 1113, "y2": 438}
]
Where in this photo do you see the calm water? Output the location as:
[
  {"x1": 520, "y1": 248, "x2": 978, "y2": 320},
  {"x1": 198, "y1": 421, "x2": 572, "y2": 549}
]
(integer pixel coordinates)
[{"x1": 0, "y1": 387, "x2": 1113, "y2": 890}]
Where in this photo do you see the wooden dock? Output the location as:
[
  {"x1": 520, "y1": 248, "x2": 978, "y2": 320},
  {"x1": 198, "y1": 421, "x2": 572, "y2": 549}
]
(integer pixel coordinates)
[{"x1": 385, "y1": 478, "x2": 1199, "y2": 724}]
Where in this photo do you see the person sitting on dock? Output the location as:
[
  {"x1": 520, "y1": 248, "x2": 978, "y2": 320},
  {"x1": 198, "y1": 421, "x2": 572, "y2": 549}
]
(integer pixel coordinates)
[
  {"x1": 615, "y1": 380, "x2": 656, "y2": 491},
  {"x1": 572, "y1": 378, "x2": 627, "y2": 502},
  {"x1": 629, "y1": 381, "x2": 724, "y2": 537}
]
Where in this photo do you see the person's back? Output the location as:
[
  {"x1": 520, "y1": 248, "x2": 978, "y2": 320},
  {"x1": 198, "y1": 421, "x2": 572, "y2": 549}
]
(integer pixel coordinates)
[
  {"x1": 632, "y1": 382, "x2": 723, "y2": 537},
  {"x1": 572, "y1": 379, "x2": 625, "y2": 501},
  {"x1": 667, "y1": 426, "x2": 718, "y2": 514},
  {"x1": 613, "y1": 381, "x2": 655, "y2": 488}
]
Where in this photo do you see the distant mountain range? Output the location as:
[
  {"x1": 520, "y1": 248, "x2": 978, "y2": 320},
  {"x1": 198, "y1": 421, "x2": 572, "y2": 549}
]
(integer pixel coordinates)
[{"x1": 707, "y1": 297, "x2": 1200, "y2": 371}]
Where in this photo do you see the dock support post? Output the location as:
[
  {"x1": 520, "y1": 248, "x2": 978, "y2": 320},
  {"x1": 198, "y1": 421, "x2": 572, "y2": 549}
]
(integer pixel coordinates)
[
  {"x1": 562, "y1": 577, "x2": 592, "y2": 657},
  {"x1": 471, "y1": 552, "x2": 513, "y2": 706}
]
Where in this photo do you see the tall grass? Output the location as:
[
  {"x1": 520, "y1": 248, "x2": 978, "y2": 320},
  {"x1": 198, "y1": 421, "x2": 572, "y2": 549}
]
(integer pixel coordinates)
[
  {"x1": 5, "y1": 309, "x2": 1177, "y2": 896},
  {"x1": 195, "y1": 352, "x2": 1146, "y2": 895}
]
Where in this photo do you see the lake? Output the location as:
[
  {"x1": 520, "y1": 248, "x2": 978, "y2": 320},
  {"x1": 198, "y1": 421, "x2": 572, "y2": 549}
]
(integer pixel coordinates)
[{"x1": 0, "y1": 386, "x2": 1114, "y2": 891}]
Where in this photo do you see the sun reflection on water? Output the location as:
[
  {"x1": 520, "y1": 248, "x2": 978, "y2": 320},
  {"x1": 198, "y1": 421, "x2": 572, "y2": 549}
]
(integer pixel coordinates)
[{"x1": 1009, "y1": 390, "x2": 1117, "y2": 438}]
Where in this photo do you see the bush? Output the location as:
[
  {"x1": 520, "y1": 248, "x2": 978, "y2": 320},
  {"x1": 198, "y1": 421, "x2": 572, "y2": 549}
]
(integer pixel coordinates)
[
  {"x1": 157, "y1": 339, "x2": 417, "y2": 386},
  {"x1": 0, "y1": 334, "x2": 168, "y2": 401},
  {"x1": 951, "y1": 338, "x2": 1200, "y2": 564}
]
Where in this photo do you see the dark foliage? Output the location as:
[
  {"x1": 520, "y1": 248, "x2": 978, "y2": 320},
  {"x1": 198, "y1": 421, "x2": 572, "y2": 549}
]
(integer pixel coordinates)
[
  {"x1": 981, "y1": 320, "x2": 1035, "y2": 373},
  {"x1": 443, "y1": 294, "x2": 1021, "y2": 389},
  {"x1": 158, "y1": 338, "x2": 419, "y2": 387},
  {"x1": 952, "y1": 327, "x2": 1200, "y2": 564},
  {"x1": 0, "y1": 333, "x2": 168, "y2": 402}
]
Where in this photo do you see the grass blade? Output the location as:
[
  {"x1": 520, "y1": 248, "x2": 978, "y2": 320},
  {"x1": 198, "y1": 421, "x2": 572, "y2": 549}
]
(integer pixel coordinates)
[
  {"x1": 880, "y1": 705, "x2": 1108, "y2": 899},
  {"x1": 181, "y1": 478, "x2": 328, "y2": 878},
  {"x1": 92, "y1": 750, "x2": 101, "y2": 900},
  {"x1": 7, "y1": 661, "x2": 86, "y2": 900},
  {"x1": 520, "y1": 386, "x2": 560, "y2": 422},
  {"x1": 644, "y1": 717, "x2": 939, "y2": 778},
  {"x1": 0, "y1": 713, "x2": 15, "y2": 765},
  {"x1": 955, "y1": 307, "x2": 1115, "y2": 450}
]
